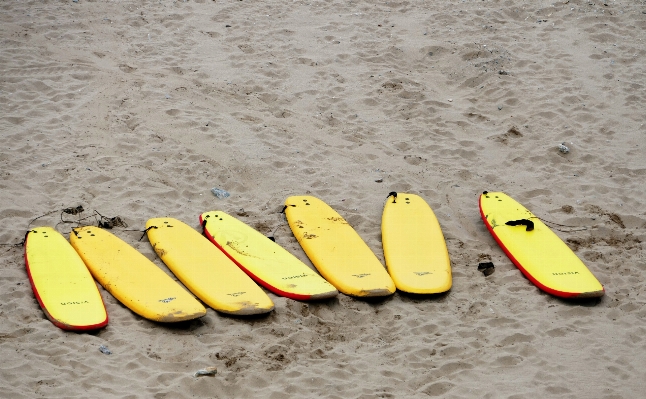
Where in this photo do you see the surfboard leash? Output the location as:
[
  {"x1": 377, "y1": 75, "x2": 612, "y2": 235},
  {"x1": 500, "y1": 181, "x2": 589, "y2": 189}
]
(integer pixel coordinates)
[
  {"x1": 0, "y1": 210, "x2": 63, "y2": 247},
  {"x1": 537, "y1": 217, "x2": 588, "y2": 232},
  {"x1": 93, "y1": 210, "x2": 127, "y2": 229},
  {"x1": 139, "y1": 225, "x2": 157, "y2": 241},
  {"x1": 279, "y1": 204, "x2": 296, "y2": 214},
  {"x1": 56, "y1": 209, "x2": 126, "y2": 232},
  {"x1": 506, "y1": 216, "x2": 587, "y2": 233}
]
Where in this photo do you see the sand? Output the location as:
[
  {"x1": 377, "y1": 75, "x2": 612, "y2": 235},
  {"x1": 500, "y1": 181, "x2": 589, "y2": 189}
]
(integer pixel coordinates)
[{"x1": 1, "y1": 0, "x2": 645, "y2": 397}]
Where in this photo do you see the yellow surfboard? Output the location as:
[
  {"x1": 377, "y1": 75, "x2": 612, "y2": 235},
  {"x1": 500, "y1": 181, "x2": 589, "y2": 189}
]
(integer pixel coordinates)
[
  {"x1": 382, "y1": 193, "x2": 452, "y2": 294},
  {"x1": 284, "y1": 196, "x2": 395, "y2": 297},
  {"x1": 200, "y1": 211, "x2": 338, "y2": 301},
  {"x1": 70, "y1": 227, "x2": 206, "y2": 322},
  {"x1": 146, "y1": 218, "x2": 274, "y2": 315},
  {"x1": 479, "y1": 191, "x2": 604, "y2": 298},
  {"x1": 24, "y1": 227, "x2": 108, "y2": 331}
]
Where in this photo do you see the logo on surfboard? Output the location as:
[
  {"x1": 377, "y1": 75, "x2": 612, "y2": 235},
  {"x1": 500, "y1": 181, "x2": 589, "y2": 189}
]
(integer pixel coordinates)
[
  {"x1": 282, "y1": 273, "x2": 309, "y2": 280},
  {"x1": 60, "y1": 300, "x2": 90, "y2": 305}
]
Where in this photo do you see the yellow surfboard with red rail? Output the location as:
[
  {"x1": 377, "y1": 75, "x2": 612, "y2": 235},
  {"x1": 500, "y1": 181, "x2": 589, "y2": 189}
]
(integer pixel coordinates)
[
  {"x1": 479, "y1": 191, "x2": 604, "y2": 298},
  {"x1": 200, "y1": 211, "x2": 338, "y2": 301},
  {"x1": 24, "y1": 227, "x2": 108, "y2": 330}
]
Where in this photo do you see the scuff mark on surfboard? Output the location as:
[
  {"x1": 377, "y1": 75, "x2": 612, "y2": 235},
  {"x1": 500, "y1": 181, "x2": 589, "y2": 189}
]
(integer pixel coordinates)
[
  {"x1": 226, "y1": 241, "x2": 265, "y2": 260},
  {"x1": 226, "y1": 241, "x2": 253, "y2": 257},
  {"x1": 232, "y1": 301, "x2": 274, "y2": 315},
  {"x1": 326, "y1": 217, "x2": 348, "y2": 224},
  {"x1": 152, "y1": 243, "x2": 166, "y2": 257},
  {"x1": 156, "y1": 309, "x2": 204, "y2": 323},
  {"x1": 488, "y1": 217, "x2": 500, "y2": 229},
  {"x1": 357, "y1": 288, "x2": 393, "y2": 297}
]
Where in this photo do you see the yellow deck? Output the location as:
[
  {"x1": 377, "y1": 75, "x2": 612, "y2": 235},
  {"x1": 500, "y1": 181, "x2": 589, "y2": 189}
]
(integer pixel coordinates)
[
  {"x1": 24, "y1": 227, "x2": 107, "y2": 330},
  {"x1": 146, "y1": 218, "x2": 274, "y2": 315},
  {"x1": 70, "y1": 227, "x2": 206, "y2": 322},
  {"x1": 479, "y1": 192, "x2": 604, "y2": 298},
  {"x1": 284, "y1": 196, "x2": 395, "y2": 297},
  {"x1": 201, "y1": 211, "x2": 338, "y2": 300},
  {"x1": 382, "y1": 193, "x2": 452, "y2": 294}
]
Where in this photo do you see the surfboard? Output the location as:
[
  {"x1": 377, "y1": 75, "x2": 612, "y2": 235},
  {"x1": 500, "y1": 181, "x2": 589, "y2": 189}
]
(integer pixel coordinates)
[
  {"x1": 200, "y1": 211, "x2": 338, "y2": 301},
  {"x1": 24, "y1": 227, "x2": 108, "y2": 331},
  {"x1": 70, "y1": 227, "x2": 207, "y2": 322},
  {"x1": 381, "y1": 192, "x2": 452, "y2": 294},
  {"x1": 284, "y1": 196, "x2": 395, "y2": 297},
  {"x1": 479, "y1": 191, "x2": 604, "y2": 298},
  {"x1": 145, "y1": 218, "x2": 274, "y2": 315}
]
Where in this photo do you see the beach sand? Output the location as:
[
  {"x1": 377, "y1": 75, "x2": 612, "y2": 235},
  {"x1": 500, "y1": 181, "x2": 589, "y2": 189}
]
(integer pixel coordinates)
[{"x1": 1, "y1": 0, "x2": 645, "y2": 397}]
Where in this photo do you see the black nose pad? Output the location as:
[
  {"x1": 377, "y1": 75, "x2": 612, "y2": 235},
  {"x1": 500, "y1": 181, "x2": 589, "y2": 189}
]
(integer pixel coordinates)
[{"x1": 505, "y1": 219, "x2": 534, "y2": 231}]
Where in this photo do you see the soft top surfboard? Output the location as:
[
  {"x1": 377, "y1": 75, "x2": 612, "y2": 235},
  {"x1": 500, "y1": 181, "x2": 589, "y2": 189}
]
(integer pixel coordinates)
[
  {"x1": 382, "y1": 192, "x2": 452, "y2": 294},
  {"x1": 200, "y1": 211, "x2": 338, "y2": 300},
  {"x1": 284, "y1": 196, "x2": 395, "y2": 297},
  {"x1": 146, "y1": 217, "x2": 274, "y2": 315},
  {"x1": 479, "y1": 191, "x2": 604, "y2": 298},
  {"x1": 70, "y1": 227, "x2": 206, "y2": 322},
  {"x1": 24, "y1": 227, "x2": 108, "y2": 331}
]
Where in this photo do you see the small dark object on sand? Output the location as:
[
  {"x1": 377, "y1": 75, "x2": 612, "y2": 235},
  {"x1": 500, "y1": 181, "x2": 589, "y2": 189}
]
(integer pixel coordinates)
[
  {"x1": 193, "y1": 367, "x2": 217, "y2": 377},
  {"x1": 63, "y1": 205, "x2": 84, "y2": 215},
  {"x1": 98, "y1": 216, "x2": 127, "y2": 229},
  {"x1": 478, "y1": 262, "x2": 495, "y2": 276}
]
